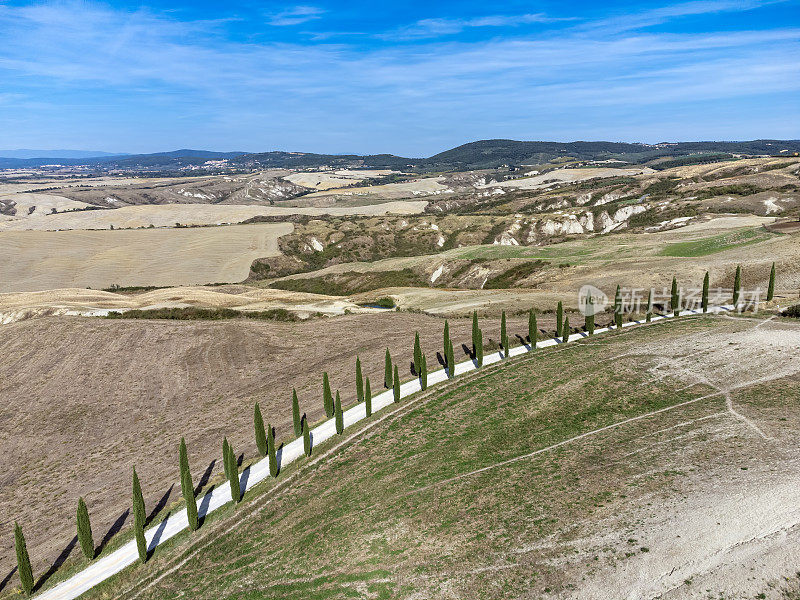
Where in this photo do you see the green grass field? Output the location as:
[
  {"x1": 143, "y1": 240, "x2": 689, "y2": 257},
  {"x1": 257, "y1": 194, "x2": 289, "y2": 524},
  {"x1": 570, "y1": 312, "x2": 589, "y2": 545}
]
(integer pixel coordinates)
[{"x1": 659, "y1": 227, "x2": 776, "y2": 257}]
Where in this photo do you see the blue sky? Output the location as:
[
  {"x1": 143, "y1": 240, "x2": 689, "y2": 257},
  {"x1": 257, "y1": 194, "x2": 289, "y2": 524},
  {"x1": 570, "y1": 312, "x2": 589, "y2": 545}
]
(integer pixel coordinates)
[{"x1": 0, "y1": 0, "x2": 798, "y2": 156}]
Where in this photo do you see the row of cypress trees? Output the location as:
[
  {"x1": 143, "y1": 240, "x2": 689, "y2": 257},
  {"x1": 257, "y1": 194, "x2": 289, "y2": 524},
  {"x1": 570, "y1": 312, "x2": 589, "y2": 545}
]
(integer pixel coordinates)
[
  {"x1": 5, "y1": 309, "x2": 589, "y2": 594},
  {"x1": 16, "y1": 264, "x2": 781, "y2": 593}
]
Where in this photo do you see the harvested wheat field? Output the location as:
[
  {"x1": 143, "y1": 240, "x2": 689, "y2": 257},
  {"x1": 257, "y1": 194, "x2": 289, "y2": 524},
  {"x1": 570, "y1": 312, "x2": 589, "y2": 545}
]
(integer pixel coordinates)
[
  {"x1": 0, "y1": 309, "x2": 546, "y2": 589},
  {"x1": 0, "y1": 286, "x2": 381, "y2": 324},
  {"x1": 0, "y1": 201, "x2": 428, "y2": 231},
  {"x1": 0, "y1": 223, "x2": 292, "y2": 292}
]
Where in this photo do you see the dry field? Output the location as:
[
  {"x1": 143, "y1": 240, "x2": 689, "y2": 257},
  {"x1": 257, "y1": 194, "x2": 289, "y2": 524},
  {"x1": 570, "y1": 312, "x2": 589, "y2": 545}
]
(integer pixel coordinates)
[
  {"x1": 480, "y1": 165, "x2": 655, "y2": 190},
  {"x1": 0, "y1": 175, "x2": 160, "y2": 197},
  {"x1": 283, "y1": 169, "x2": 396, "y2": 190},
  {"x1": 0, "y1": 286, "x2": 382, "y2": 324},
  {"x1": 0, "y1": 223, "x2": 292, "y2": 292},
  {"x1": 0, "y1": 193, "x2": 90, "y2": 219},
  {"x1": 0, "y1": 200, "x2": 428, "y2": 231},
  {"x1": 0, "y1": 310, "x2": 544, "y2": 588},
  {"x1": 298, "y1": 176, "x2": 453, "y2": 202}
]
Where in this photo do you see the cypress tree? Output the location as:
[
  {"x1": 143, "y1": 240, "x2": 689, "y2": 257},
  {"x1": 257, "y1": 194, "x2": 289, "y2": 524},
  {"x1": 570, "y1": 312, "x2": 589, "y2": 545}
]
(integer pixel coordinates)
[
  {"x1": 267, "y1": 424, "x2": 278, "y2": 477},
  {"x1": 472, "y1": 310, "x2": 479, "y2": 356},
  {"x1": 226, "y1": 441, "x2": 240, "y2": 503},
  {"x1": 132, "y1": 468, "x2": 147, "y2": 563},
  {"x1": 420, "y1": 353, "x2": 428, "y2": 390},
  {"x1": 222, "y1": 437, "x2": 231, "y2": 482},
  {"x1": 500, "y1": 310, "x2": 507, "y2": 352},
  {"x1": 529, "y1": 310, "x2": 537, "y2": 349},
  {"x1": 447, "y1": 339, "x2": 456, "y2": 376},
  {"x1": 76, "y1": 497, "x2": 95, "y2": 561},
  {"x1": 302, "y1": 415, "x2": 311, "y2": 456},
  {"x1": 562, "y1": 316, "x2": 570, "y2": 343},
  {"x1": 393, "y1": 365, "x2": 400, "y2": 402},
  {"x1": 614, "y1": 285, "x2": 623, "y2": 328},
  {"x1": 476, "y1": 329, "x2": 484, "y2": 367},
  {"x1": 671, "y1": 276, "x2": 679, "y2": 317},
  {"x1": 384, "y1": 348, "x2": 392, "y2": 389},
  {"x1": 556, "y1": 301, "x2": 563, "y2": 335},
  {"x1": 443, "y1": 319, "x2": 450, "y2": 362},
  {"x1": 733, "y1": 265, "x2": 741, "y2": 306},
  {"x1": 413, "y1": 332, "x2": 422, "y2": 374},
  {"x1": 254, "y1": 403, "x2": 267, "y2": 457},
  {"x1": 355, "y1": 357, "x2": 364, "y2": 402},
  {"x1": 585, "y1": 294, "x2": 595, "y2": 335},
  {"x1": 322, "y1": 372, "x2": 334, "y2": 417},
  {"x1": 702, "y1": 272, "x2": 709, "y2": 313},
  {"x1": 767, "y1": 262, "x2": 776, "y2": 301},
  {"x1": 334, "y1": 392, "x2": 344, "y2": 433},
  {"x1": 14, "y1": 522, "x2": 33, "y2": 596},
  {"x1": 365, "y1": 377, "x2": 372, "y2": 417},
  {"x1": 646, "y1": 288, "x2": 653, "y2": 322},
  {"x1": 179, "y1": 438, "x2": 198, "y2": 532},
  {"x1": 292, "y1": 389, "x2": 301, "y2": 436}
]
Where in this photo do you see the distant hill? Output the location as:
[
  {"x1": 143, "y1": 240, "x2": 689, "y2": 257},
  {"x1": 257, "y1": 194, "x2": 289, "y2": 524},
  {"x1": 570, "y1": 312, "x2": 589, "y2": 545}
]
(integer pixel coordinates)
[
  {"x1": 229, "y1": 139, "x2": 800, "y2": 171},
  {"x1": 0, "y1": 149, "x2": 246, "y2": 169},
  {"x1": 417, "y1": 139, "x2": 800, "y2": 170},
  {"x1": 230, "y1": 151, "x2": 414, "y2": 170},
  {"x1": 0, "y1": 149, "x2": 124, "y2": 159},
  {"x1": 1, "y1": 140, "x2": 798, "y2": 171}
]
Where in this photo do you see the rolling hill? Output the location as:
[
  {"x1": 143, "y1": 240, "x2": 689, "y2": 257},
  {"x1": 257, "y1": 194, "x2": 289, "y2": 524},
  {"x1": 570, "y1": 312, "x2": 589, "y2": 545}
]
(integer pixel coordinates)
[{"x1": 3, "y1": 140, "x2": 799, "y2": 171}]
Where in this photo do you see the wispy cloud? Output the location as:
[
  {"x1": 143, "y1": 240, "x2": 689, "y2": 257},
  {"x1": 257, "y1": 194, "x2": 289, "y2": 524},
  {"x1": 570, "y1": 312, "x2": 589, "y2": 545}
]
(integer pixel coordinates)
[
  {"x1": 381, "y1": 13, "x2": 572, "y2": 40},
  {"x1": 267, "y1": 5, "x2": 324, "y2": 27},
  {"x1": 580, "y1": 0, "x2": 791, "y2": 33}
]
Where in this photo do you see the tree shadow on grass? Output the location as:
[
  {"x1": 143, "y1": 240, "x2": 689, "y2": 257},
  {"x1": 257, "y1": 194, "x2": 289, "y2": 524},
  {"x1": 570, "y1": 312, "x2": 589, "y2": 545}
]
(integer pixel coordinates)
[
  {"x1": 194, "y1": 459, "x2": 216, "y2": 496},
  {"x1": 34, "y1": 535, "x2": 77, "y2": 592},
  {"x1": 0, "y1": 566, "x2": 16, "y2": 593},
  {"x1": 146, "y1": 513, "x2": 170, "y2": 558},
  {"x1": 275, "y1": 443, "x2": 284, "y2": 477},
  {"x1": 146, "y1": 484, "x2": 174, "y2": 526},
  {"x1": 197, "y1": 485, "x2": 215, "y2": 526},
  {"x1": 97, "y1": 509, "x2": 129, "y2": 555},
  {"x1": 239, "y1": 466, "x2": 251, "y2": 499}
]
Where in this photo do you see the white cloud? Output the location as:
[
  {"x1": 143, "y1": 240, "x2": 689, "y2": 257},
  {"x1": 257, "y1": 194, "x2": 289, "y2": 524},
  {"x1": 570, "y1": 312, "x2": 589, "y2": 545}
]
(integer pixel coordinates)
[
  {"x1": 267, "y1": 5, "x2": 324, "y2": 27},
  {"x1": 580, "y1": 0, "x2": 791, "y2": 34},
  {"x1": 381, "y1": 13, "x2": 572, "y2": 40}
]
